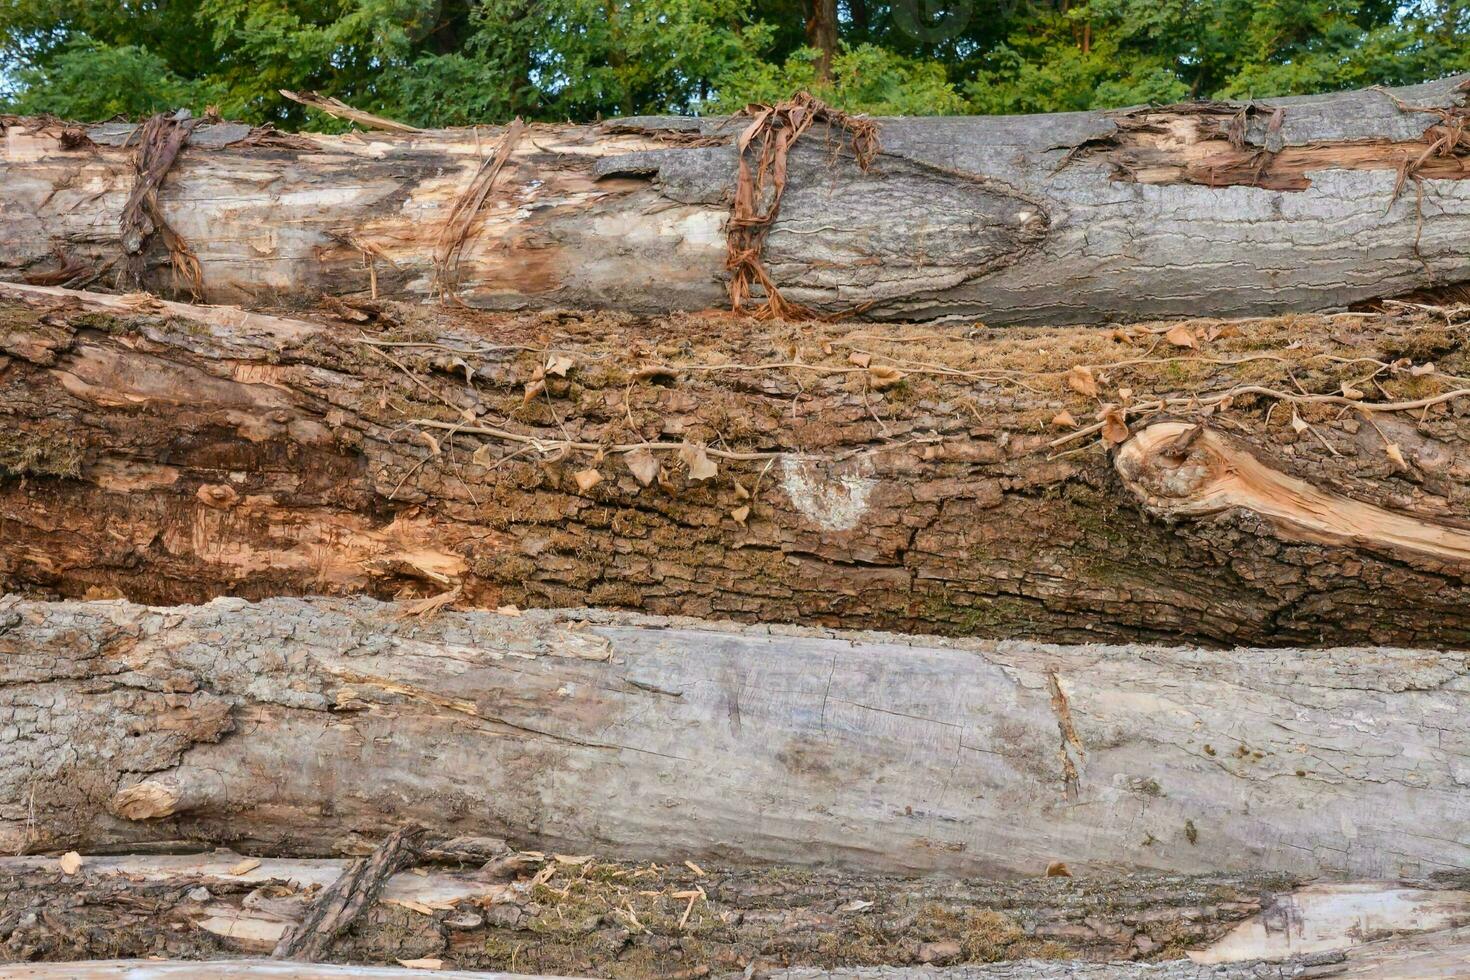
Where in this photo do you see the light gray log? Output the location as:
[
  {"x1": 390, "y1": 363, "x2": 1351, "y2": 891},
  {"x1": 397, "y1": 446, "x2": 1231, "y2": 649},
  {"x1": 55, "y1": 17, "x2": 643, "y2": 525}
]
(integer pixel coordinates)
[
  {"x1": 1, "y1": 597, "x2": 1465, "y2": 880},
  {"x1": 1, "y1": 76, "x2": 1466, "y2": 323}
]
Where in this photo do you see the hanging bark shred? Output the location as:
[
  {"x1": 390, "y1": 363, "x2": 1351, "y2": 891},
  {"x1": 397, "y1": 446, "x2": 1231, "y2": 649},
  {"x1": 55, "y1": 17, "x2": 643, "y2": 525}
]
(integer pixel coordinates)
[
  {"x1": 271, "y1": 825, "x2": 425, "y2": 961},
  {"x1": 434, "y1": 118, "x2": 526, "y2": 302},
  {"x1": 118, "y1": 112, "x2": 204, "y2": 299},
  {"x1": 726, "y1": 92, "x2": 880, "y2": 320}
]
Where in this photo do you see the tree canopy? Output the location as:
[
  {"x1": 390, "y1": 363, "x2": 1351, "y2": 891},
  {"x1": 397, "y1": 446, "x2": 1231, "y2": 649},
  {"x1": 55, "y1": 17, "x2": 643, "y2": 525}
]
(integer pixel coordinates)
[{"x1": 1, "y1": 0, "x2": 1465, "y2": 126}]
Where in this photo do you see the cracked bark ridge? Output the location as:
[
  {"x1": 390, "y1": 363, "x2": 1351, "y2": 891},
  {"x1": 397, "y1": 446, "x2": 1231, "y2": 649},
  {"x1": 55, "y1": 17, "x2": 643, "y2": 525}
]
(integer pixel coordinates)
[
  {"x1": 1, "y1": 75, "x2": 1467, "y2": 322},
  {"x1": 1, "y1": 597, "x2": 1465, "y2": 880},
  {"x1": 6, "y1": 283, "x2": 1470, "y2": 647}
]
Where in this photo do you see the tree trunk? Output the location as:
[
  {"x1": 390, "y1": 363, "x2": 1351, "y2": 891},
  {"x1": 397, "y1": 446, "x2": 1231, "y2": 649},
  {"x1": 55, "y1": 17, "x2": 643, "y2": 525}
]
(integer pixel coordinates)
[
  {"x1": 2, "y1": 596, "x2": 1466, "y2": 881},
  {"x1": 6, "y1": 282, "x2": 1470, "y2": 647},
  {"x1": 806, "y1": 0, "x2": 839, "y2": 82},
  {"x1": 4, "y1": 852, "x2": 1467, "y2": 975},
  {"x1": 1, "y1": 76, "x2": 1466, "y2": 323}
]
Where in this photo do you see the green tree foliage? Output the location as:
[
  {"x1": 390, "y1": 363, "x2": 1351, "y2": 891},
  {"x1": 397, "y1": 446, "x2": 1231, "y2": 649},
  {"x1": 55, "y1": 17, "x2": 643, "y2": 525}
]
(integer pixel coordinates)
[{"x1": 1, "y1": 0, "x2": 1465, "y2": 125}]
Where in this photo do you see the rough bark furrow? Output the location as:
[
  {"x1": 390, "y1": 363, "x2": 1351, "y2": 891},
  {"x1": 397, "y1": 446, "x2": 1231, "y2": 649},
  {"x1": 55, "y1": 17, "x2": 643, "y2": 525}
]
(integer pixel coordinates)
[
  {"x1": 5, "y1": 283, "x2": 1470, "y2": 646},
  {"x1": 1, "y1": 75, "x2": 1467, "y2": 323},
  {"x1": 1, "y1": 597, "x2": 1466, "y2": 882}
]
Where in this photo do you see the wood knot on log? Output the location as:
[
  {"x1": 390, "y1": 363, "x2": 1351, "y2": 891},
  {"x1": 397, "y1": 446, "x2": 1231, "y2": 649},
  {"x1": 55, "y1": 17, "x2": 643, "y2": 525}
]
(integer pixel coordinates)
[{"x1": 1116, "y1": 421, "x2": 1470, "y2": 565}]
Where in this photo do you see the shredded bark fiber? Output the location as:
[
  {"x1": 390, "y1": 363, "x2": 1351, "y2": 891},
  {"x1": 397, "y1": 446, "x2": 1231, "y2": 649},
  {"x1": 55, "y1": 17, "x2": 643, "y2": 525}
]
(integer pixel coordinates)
[
  {"x1": 118, "y1": 112, "x2": 204, "y2": 299},
  {"x1": 434, "y1": 119, "x2": 526, "y2": 303},
  {"x1": 726, "y1": 92, "x2": 880, "y2": 319}
]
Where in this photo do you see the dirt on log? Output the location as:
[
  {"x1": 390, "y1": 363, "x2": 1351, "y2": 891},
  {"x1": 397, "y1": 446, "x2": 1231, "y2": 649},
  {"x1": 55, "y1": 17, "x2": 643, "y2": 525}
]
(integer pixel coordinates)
[
  {"x1": 5, "y1": 283, "x2": 1470, "y2": 646},
  {"x1": 1, "y1": 596, "x2": 1466, "y2": 880},
  {"x1": 1, "y1": 76, "x2": 1468, "y2": 323}
]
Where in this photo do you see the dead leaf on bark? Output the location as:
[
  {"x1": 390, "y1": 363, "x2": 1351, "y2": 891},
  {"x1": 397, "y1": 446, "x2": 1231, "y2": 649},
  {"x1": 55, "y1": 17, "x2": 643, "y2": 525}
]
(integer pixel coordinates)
[
  {"x1": 545, "y1": 353, "x2": 574, "y2": 377},
  {"x1": 1051, "y1": 410, "x2": 1077, "y2": 429},
  {"x1": 417, "y1": 431, "x2": 441, "y2": 456},
  {"x1": 624, "y1": 449, "x2": 660, "y2": 487},
  {"x1": 847, "y1": 352, "x2": 871, "y2": 368},
  {"x1": 679, "y1": 443, "x2": 718, "y2": 481},
  {"x1": 868, "y1": 364, "x2": 905, "y2": 390},
  {"x1": 554, "y1": 853, "x2": 593, "y2": 865},
  {"x1": 472, "y1": 444, "x2": 495, "y2": 466},
  {"x1": 1290, "y1": 412, "x2": 1309, "y2": 433},
  {"x1": 1164, "y1": 324, "x2": 1198, "y2": 349},
  {"x1": 573, "y1": 468, "x2": 603, "y2": 492},
  {"x1": 523, "y1": 379, "x2": 546, "y2": 403},
  {"x1": 1045, "y1": 861, "x2": 1072, "y2": 877},
  {"x1": 733, "y1": 480, "x2": 751, "y2": 500},
  {"x1": 229, "y1": 857, "x2": 261, "y2": 876},
  {"x1": 1099, "y1": 405, "x2": 1130, "y2": 444},
  {"x1": 58, "y1": 851, "x2": 82, "y2": 875},
  {"x1": 1385, "y1": 442, "x2": 1408, "y2": 469},
  {"x1": 1066, "y1": 365, "x2": 1099, "y2": 397},
  {"x1": 1341, "y1": 382, "x2": 1365, "y2": 400},
  {"x1": 731, "y1": 505, "x2": 750, "y2": 525},
  {"x1": 397, "y1": 959, "x2": 443, "y2": 970},
  {"x1": 495, "y1": 604, "x2": 521, "y2": 616},
  {"x1": 1410, "y1": 362, "x2": 1436, "y2": 376}
]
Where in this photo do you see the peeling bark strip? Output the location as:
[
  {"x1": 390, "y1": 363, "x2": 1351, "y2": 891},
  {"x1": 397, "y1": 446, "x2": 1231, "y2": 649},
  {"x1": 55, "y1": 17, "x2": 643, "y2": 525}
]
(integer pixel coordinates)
[
  {"x1": 7, "y1": 283, "x2": 1470, "y2": 646},
  {"x1": 1, "y1": 76, "x2": 1467, "y2": 322},
  {"x1": 1, "y1": 597, "x2": 1466, "y2": 879}
]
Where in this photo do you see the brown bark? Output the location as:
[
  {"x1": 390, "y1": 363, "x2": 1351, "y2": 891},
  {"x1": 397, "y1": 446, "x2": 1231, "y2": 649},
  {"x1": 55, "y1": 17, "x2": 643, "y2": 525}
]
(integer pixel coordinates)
[
  {"x1": 0, "y1": 76, "x2": 1466, "y2": 323},
  {"x1": 806, "y1": 0, "x2": 840, "y2": 82},
  {"x1": 0, "y1": 853, "x2": 1324, "y2": 973},
  {"x1": 4, "y1": 283, "x2": 1470, "y2": 646}
]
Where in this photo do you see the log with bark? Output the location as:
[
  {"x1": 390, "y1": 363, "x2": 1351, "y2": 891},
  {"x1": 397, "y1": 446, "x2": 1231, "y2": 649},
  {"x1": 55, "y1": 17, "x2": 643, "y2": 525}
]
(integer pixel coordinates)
[
  {"x1": 2, "y1": 596, "x2": 1466, "y2": 882},
  {"x1": 5, "y1": 283, "x2": 1470, "y2": 645},
  {"x1": 3, "y1": 851, "x2": 1467, "y2": 976},
  {"x1": 1, "y1": 76, "x2": 1467, "y2": 323}
]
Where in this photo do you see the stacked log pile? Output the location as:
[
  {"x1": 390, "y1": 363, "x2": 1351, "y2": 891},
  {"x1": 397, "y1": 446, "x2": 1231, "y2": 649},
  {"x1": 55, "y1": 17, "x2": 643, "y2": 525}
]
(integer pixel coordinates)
[{"x1": 0, "y1": 74, "x2": 1468, "y2": 978}]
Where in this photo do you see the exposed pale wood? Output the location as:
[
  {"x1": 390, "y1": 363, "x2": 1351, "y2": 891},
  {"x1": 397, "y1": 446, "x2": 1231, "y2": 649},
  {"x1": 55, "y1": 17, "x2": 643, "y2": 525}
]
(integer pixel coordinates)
[
  {"x1": 6, "y1": 283, "x2": 1470, "y2": 645},
  {"x1": 1, "y1": 76, "x2": 1466, "y2": 322},
  {"x1": 1, "y1": 597, "x2": 1466, "y2": 882}
]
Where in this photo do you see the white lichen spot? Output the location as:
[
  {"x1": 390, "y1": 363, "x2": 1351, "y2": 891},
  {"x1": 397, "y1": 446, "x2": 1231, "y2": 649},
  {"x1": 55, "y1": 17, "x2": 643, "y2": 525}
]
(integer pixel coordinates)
[{"x1": 780, "y1": 456, "x2": 877, "y2": 532}]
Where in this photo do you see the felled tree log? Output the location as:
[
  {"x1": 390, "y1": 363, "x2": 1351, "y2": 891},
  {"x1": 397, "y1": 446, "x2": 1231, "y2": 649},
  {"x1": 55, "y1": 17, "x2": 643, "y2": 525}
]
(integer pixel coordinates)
[
  {"x1": 2, "y1": 597, "x2": 1466, "y2": 881},
  {"x1": 4, "y1": 852, "x2": 1467, "y2": 975},
  {"x1": 1, "y1": 76, "x2": 1467, "y2": 323},
  {"x1": 5, "y1": 283, "x2": 1470, "y2": 646}
]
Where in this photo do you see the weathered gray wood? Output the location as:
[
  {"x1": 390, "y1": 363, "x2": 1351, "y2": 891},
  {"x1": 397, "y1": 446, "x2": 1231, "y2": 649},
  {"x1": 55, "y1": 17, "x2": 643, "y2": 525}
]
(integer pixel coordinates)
[
  {"x1": 2, "y1": 596, "x2": 1465, "y2": 880},
  {"x1": 1, "y1": 76, "x2": 1466, "y2": 323}
]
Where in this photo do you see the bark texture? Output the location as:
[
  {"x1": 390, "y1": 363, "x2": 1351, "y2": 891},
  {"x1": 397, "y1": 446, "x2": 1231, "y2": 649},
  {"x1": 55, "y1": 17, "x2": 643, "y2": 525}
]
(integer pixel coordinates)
[
  {"x1": 1, "y1": 76, "x2": 1467, "y2": 323},
  {"x1": 5, "y1": 283, "x2": 1470, "y2": 646},
  {"x1": 0, "y1": 853, "x2": 1341, "y2": 973},
  {"x1": 1, "y1": 596, "x2": 1466, "y2": 882}
]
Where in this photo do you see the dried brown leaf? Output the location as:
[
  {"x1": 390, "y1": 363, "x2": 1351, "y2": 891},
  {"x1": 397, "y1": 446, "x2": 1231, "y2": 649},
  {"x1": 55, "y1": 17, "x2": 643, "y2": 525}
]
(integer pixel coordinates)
[
  {"x1": 573, "y1": 468, "x2": 603, "y2": 492},
  {"x1": 679, "y1": 443, "x2": 718, "y2": 481},
  {"x1": 523, "y1": 379, "x2": 546, "y2": 403},
  {"x1": 731, "y1": 505, "x2": 750, "y2": 525},
  {"x1": 1066, "y1": 365, "x2": 1099, "y2": 398},
  {"x1": 397, "y1": 959, "x2": 443, "y2": 971},
  {"x1": 545, "y1": 353, "x2": 574, "y2": 377},
  {"x1": 868, "y1": 364, "x2": 905, "y2": 389},
  {"x1": 624, "y1": 448, "x2": 660, "y2": 487},
  {"x1": 1164, "y1": 324, "x2": 1198, "y2": 349},
  {"x1": 1410, "y1": 362, "x2": 1436, "y2": 377},
  {"x1": 1045, "y1": 861, "x2": 1072, "y2": 877},
  {"x1": 1051, "y1": 410, "x2": 1078, "y2": 429},
  {"x1": 1385, "y1": 442, "x2": 1408, "y2": 469},
  {"x1": 1341, "y1": 382, "x2": 1365, "y2": 400},
  {"x1": 1290, "y1": 412, "x2": 1309, "y2": 434},
  {"x1": 417, "y1": 431, "x2": 440, "y2": 456},
  {"x1": 847, "y1": 352, "x2": 871, "y2": 368},
  {"x1": 59, "y1": 852, "x2": 82, "y2": 876},
  {"x1": 1099, "y1": 405, "x2": 1130, "y2": 444}
]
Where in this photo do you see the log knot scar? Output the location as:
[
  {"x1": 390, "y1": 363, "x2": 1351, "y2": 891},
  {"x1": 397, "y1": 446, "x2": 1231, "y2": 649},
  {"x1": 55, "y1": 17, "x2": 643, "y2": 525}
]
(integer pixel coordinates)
[{"x1": 780, "y1": 456, "x2": 877, "y2": 531}]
